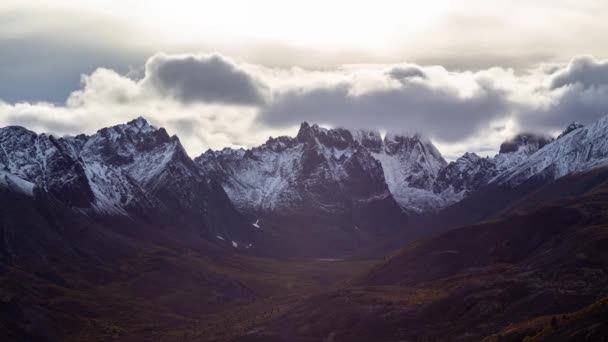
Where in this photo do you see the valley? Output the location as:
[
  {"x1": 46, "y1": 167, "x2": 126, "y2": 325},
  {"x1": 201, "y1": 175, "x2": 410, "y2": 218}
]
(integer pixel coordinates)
[
  {"x1": 6, "y1": 3, "x2": 608, "y2": 341},
  {"x1": 2, "y1": 116, "x2": 608, "y2": 341}
]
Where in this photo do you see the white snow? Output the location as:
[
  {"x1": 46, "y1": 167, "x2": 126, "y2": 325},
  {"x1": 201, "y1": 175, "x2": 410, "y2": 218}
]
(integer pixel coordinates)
[
  {"x1": 0, "y1": 171, "x2": 35, "y2": 196},
  {"x1": 494, "y1": 115, "x2": 608, "y2": 186},
  {"x1": 5, "y1": 113, "x2": 608, "y2": 223},
  {"x1": 0, "y1": 118, "x2": 183, "y2": 215},
  {"x1": 231, "y1": 240, "x2": 238, "y2": 248},
  {"x1": 200, "y1": 142, "x2": 304, "y2": 213},
  {"x1": 216, "y1": 235, "x2": 225, "y2": 241},
  {"x1": 370, "y1": 133, "x2": 449, "y2": 212},
  {"x1": 200, "y1": 127, "x2": 453, "y2": 214}
]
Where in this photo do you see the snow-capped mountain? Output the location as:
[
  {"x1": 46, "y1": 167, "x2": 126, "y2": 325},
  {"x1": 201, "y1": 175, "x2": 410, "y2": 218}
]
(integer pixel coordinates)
[
  {"x1": 433, "y1": 152, "x2": 497, "y2": 197},
  {"x1": 0, "y1": 117, "x2": 252, "y2": 246},
  {"x1": 197, "y1": 122, "x2": 563, "y2": 216},
  {"x1": 494, "y1": 117, "x2": 608, "y2": 186},
  {"x1": 198, "y1": 124, "x2": 450, "y2": 215},
  {"x1": 4, "y1": 115, "x2": 608, "y2": 256},
  {"x1": 354, "y1": 130, "x2": 449, "y2": 212},
  {"x1": 0, "y1": 125, "x2": 97, "y2": 208},
  {"x1": 196, "y1": 122, "x2": 405, "y2": 236},
  {"x1": 557, "y1": 122, "x2": 584, "y2": 139},
  {"x1": 433, "y1": 133, "x2": 554, "y2": 199}
]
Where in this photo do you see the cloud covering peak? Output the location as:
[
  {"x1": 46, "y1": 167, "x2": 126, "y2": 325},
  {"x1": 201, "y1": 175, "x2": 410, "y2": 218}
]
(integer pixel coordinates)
[{"x1": 2, "y1": 53, "x2": 608, "y2": 160}]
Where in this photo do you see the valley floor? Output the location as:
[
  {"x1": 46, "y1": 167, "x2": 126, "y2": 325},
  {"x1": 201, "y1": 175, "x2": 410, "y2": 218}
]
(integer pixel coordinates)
[
  {"x1": 4, "y1": 167, "x2": 608, "y2": 341},
  {"x1": 1, "y1": 247, "x2": 375, "y2": 342}
]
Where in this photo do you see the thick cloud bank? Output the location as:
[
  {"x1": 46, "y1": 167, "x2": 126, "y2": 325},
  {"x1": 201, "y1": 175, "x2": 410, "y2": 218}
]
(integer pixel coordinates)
[
  {"x1": 260, "y1": 81, "x2": 510, "y2": 142},
  {"x1": 143, "y1": 53, "x2": 266, "y2": 105},
  {"x1": 519, "y1": 56, "x2": 608, "y2": 132},
  {"x1": 1, "y1": 53, "x2": 608, "y2": 159}
]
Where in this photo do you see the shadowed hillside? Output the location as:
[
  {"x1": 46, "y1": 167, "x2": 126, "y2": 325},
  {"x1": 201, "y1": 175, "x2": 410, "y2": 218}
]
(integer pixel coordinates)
[{"x1": 235, "y1": 167, "x2": 608, "y2": 341}]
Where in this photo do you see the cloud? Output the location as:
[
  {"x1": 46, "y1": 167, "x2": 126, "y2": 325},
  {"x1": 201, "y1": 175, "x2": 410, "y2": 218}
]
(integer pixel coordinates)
[
  {"x1": 0, "y1": 102, "x2": 86, "y2": 134},
  {"x1": 142, "y1": 53, "x2": 266, "y2": 106},
  {"x1": 259, "y1": 65, "x2": 513, "y2": 142},
  {"x1": 0, "y1": 8, "x2": 151, "y2": 103},
  {"x1": 3, "y1": 52, "x2": 608, "y2": 161},
  {"x1": 517, "y1": 56, "x2": 608, "y2": 132},
  {"x1": 261, "y1": 85, "x2": 511, "y2": 142},
  {"x1": 388, "y1": 66, "x2": 427, "y2": 81},
  {"x1": 550, "y1": 56, "x2": 608, "y2": 89},
  {"x1": 0, "y1": 52, "x2": 278, "y2": 157}
]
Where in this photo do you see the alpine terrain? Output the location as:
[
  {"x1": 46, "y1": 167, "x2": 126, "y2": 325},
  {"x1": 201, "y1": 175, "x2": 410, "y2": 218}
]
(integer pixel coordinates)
[{"x1": 2, "y1": 115, "x2": 608, "y2": 341}]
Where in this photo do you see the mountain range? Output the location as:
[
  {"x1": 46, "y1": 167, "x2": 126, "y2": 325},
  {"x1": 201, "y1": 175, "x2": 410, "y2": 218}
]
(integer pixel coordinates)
[
  {"x1": 2, "y1": 115, "x2": 608, "y2": 257},
  {"x1": 3, "y1": 114, "x2": 608, "y2": 341}
]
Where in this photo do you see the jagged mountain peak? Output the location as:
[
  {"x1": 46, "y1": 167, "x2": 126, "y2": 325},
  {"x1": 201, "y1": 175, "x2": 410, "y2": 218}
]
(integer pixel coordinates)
[
  {"x1": 0, "y1": 116, "x2": 253, "y2": 248},
  {"x1": 495, "y1": 114, "x2": 608, "y2": 187},
  {"x1": 557, "y1": 121, "x2": 585, "y2": 139},
  {"x1": 260, "y1": 135, "x2": 298, "y2": 153},
  {"x1": 352, "y1": 129, "x2": 383, "y2": 153},
  {"x1": 383, "y1": 133, "x2": 446, "y2": 164},
  {"x1": 199, "y1": 122, "x2": 455, "y2": 214},
  {"x1": 97, "y1": 116, "x2": 166, "y2": 141},
  {"x1": 458, "y1": 152, "x2": 482, "y2": 162},
  {"x1": 295, "y1": 121, "x2": 323, "y2": 140},
  {"x1": 196, "y1": 121, "x2": 403, "y2": 225},
  {"x1": 126, "y1": 116, "x2": 155, "y2": 132},
  {"x1": 498, "y1": 132, "x2": 553, "y2": 154},
  {"x1": 87, "y1": 118, "x2": 180, "y2": 171},
  {"x1": 295, "y1": 122, "x2": 355, "y2": 149},
  {"x1": 0, "y1": 125, "x2": 37, "y2": 137}
]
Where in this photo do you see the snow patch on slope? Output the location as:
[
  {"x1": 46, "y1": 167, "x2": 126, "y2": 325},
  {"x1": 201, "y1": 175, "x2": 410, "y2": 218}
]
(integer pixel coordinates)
[
  {"x1": 0, "y1": 170, "x2": 35, "y2": 196},
  {"x1": 495, "y1": 115, "x2": 608, "y2": 186}
]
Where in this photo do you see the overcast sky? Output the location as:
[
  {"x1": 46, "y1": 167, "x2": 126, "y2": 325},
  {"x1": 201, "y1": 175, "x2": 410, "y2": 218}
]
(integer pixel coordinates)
[{"x1": 2, "y1": 1, "x2": 608, "y2": 160}]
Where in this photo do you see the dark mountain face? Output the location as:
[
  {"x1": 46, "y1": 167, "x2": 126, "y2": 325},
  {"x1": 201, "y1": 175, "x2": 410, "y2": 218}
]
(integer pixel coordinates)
[
  {"x1": 0, "y1": 183, "x2": 349, "y2": 342},
  {"x1": 0, "y1": 127, "x2": 95, "y2": 208},
  {"x1": 240, "y1": 167, "x2": 608, "y2": 342},
  {"x1": 373, "y1": 132, "x2": 449, "y2": 211},
  {"x1": 432, "y1": 131, "x2": 556, "y2": 199},
  {"x1": 2, "y1": 116, "x2": 608, "y2": 258},
  {"x1": 498, "y1": 133, "x2": 553, "y2": 154},
  {"x1": 197, "y1": 122, "x2": 452, "y2": 215},
  {"x1": 197, "y1": 123, "x2": 407, "y2": 257},
  {"x1": 557, "y1": 121, "x2": 584, "y2": 139},
  {"x1": 0, "y1": 117, "x2": 253, "y2": 248},
  {"x1": 433, "y1": 152, "x2": 497, "y2": 195}
]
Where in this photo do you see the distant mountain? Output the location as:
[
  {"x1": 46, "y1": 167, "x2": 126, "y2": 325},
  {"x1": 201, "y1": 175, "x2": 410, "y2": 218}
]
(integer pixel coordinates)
[
  {"x1": 196, "y1": 123, "x2": 408, "y2": 256},
  {"x1": 1, "y1": 115, "x2": 606, "y2": 258},
  {"x1": 0, "y1": 117, "x2": 253, "y2": 248},
  {"x1": 194, "y1": 116, "x2": 608, "y2": 256},
  {"x1": 197, "y1": 121, "x2": 599, "y2": 220},
  {"x1": 197, "y1": 123, "x2": 452, "y2": 216},
  {"x1": 240, "y1": 165, "x2": 608, "y2": 342},
  {"x1": 363, "y1": 131, "x2": 449, "y2": 212},
  {"x1": 493, "y1": 118, "x2": 608, "y2": 186},
  {"x1": 433, "y1": 132, "x2": 554, "y2": 198}
]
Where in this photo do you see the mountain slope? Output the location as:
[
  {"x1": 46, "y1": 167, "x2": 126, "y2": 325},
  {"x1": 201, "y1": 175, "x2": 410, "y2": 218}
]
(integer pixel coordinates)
[
  {"x1": 238, "y1": 166, "x2": 608, "y2": 342},
  {"x1": 364, "y1": 131, "x2": 450, "y2": 212},
  {"x1": 196, "y1": 123, "x2": 409, "y2": 256},
  {"x1": 495, "y1": 116, "x2": 608, "y2": 186},
  {"x1": 0, "y1": 181, "x2": 372, "y2": 341},
  {"x1": 433, "y1": 133, "x2": 553, "y2": 200},
  {"x1": 0, "y1": 117, "x2": 253, "y2": 248}
]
